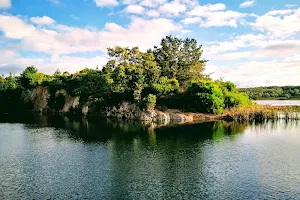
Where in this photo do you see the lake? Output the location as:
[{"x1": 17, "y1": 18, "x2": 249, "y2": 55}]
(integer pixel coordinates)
[
  {"x1": 1, "y1": 114, "x2": 300, "y2": 199},
  {"x1": 255, "y1": 100, "x2": 300, "y2": 106}
]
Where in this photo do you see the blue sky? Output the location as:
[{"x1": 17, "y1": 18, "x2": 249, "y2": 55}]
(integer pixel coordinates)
[{"x1": 0, "y1": 0, "x2": 299, "y2": 87}]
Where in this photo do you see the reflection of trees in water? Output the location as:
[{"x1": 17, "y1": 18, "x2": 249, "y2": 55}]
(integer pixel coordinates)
[
  {"x1": 248, "y1": 119, "x2": 300, "y2": 132},
  {"x1": 212, "y1": 121, "x2": 247, "y2": 142},
  {"x1": 1, "y1": 113, "x2": 249, "y2": 144}
]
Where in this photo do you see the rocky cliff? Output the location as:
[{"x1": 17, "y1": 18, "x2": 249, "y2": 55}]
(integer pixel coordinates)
[
  {"x1": 21, "y1": 86, "x2": 79, "y2": 114},
  {"x1": 20, "y1": 86, "x2": 198, "y2": 125},
  {"x1": 83, "y1": 101, "x2": 193, "y2": 124}
]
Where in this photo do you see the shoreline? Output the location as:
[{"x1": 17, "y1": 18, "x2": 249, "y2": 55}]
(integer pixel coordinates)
[{"x1": 2, "y1": 104, "x2": 300, "y2": 128}]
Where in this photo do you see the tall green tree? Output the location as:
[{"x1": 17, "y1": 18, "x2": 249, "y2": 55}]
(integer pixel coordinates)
[
  {"x1": 4, "y1": 73, "x2": 18, "y2": 90},
  {"x1": 19, "y1": 66, "x2": 38, "y2": 88},
  {"x1": 154, "y1": 35, "x2": 207, "y2": 87}
]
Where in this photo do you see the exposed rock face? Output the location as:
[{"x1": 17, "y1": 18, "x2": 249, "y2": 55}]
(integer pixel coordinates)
[
  {"x1": 21, "y1": 87, "x2": 194, "y2": 125},
  {"x1": 106, "y1": 102, "x2": 142, "y2": 120},
  {"x1": 55, "y1": 90, "x2": 79, "y2": 113},
  {"x1": 21, "y1": 86, "x2": 49, "y2": 112},
  {"x1": 82, "y1": 106, "x2": 89, "y2": 116},
  {"x1": 21, "y1": 87, "x2": 80, "y2": 113},
  {"x1": 102, "y1": 102, "x2": 193, "y2": 124}
]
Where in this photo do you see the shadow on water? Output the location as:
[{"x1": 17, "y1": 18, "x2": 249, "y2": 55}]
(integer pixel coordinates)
[{"x1": 0, "y1": 113, "x2": 248, "y2": 144}]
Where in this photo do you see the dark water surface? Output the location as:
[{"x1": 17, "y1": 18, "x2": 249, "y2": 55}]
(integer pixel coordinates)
[{"x1": 1, "y1": 114, "x2": 300, "y2": 199}]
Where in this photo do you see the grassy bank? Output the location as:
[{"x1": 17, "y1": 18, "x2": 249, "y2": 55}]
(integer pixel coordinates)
[{"x1": 223, "y1": 105, "x2": 300, "y2": 121}]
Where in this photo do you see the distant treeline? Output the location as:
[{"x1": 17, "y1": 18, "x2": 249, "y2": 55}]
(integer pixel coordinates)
[{"x1": 239, "y1": 86, "x2": 300, "y2": 100}]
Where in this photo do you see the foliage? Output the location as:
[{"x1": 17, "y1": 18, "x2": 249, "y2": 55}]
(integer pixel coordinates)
[
  {"x1": 18, "y1": 66, "x2": 52, "y2": 88},
  {"x1": 152, "y1": 76, "x2": 179, "y2": 96},
  {"x1": 0, "y1": 35, "x2": 253, "y2": 115},
  {"x1": 0, "y1": 73, "x2": 19, "y2": 90},
  {"x1": 187, "y1": 80, "x2": 225, "y2": 114},
  {"x1": 143, "y1": 94, "x2": 157, "y2": 111},
  {"x1": 239, "y1": 86, "x2": 300, "y2": 100},
  {"x1": 154, "y1": 35, "x2": 207, "y2": 87},
  {"x1": 217, "y1": 81, "x2": 253, "y2": 108}
]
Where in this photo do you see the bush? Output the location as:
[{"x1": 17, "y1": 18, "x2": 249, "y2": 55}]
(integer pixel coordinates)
[
  {"x1": 187, "y1": 80, "x2": 225, "y2": 114},
  {"x1": 224, "y1": 91, "x2": 253, "y2": 108},
  {"x1": 183, "y1": 80, "x2": 253, "y2": 114},
  {"x1": 143, "y1": 94, "x2": 156, "y2": 111}
]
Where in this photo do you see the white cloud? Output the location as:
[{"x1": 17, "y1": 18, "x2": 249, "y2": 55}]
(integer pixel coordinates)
[
  {"x1": 0, "y1": 50, "x2": 18, "y2": 64},
  {"x1": 255, "y1": 42, "x2": 300, "y2": 57},
  {"x1": 181, "y1": 17, "x2": 202, "y2": 25},
  {"x1": 0, "y1": 15, "x2": 181, "y2": 75},
  {"x1": 0, "y1": 0, "x2": 11, "y2": 9},
  {"x1": 100, "y1": 17, "x2": 181, "y2": 50},
  {"x1": 188, "y1": 3, "x2": 251, "y2": 27},
  {"x1": 240, "y1": 0, "x2": 255, "y2": 8},
  {"x1": 0, "y1": 14, "x2": 181, "y2": 55},
  {"x1": 284, "y1": 55, "x2": 300, "y2": 62},
  {"x1": 124, "y1": 5, "x2": 145, "y2": 14},
  {"x1": 204, "y1": 26, "x2": 300, "y2": 87},
  {"x1": 30, "y1": 16, "x2": 56, "y2": 25},
  {"x1": 188, "y1": 3, "x2": 226, "y2": 15},
  {"x1": 122, "y1": 0, "x2": 138, "y2": 4},
  {"x1": 210, "y1": 60, "x2": 300, "y2": 87},
  {"x1": 159, "y1": 1, "x2": 186, "y2": 15},
  {"x1": 251, "y1": 8, "x2": 300, "y2": 36},
  {"x1": 210, "y1": 51, "x2": 252, "y2": 60},
  {"x1": 180, "y1": 29, "x2": 192, "y2": 34},
  {"x1": 140, "y1": 0, "x2": 166, "y2": 7},
  {"x1": 94, "y1": 0, "x2": 118, "y2": 7},
  {"x1": 147, "y1": 10, "x2": 160, "y2": 17},
  {"x1": 204, "y1": 33, "x2": 300, "y2": 57},
  {"x1": 0, "y1": 54, "x2": 108, "y2": 76},
  {"x1": 285, "y1": 4, "x2": 298, "y2": 8},
  {"x1": 209, "y1": 42, "x2": 300, "y2": 61},
  {"x1": 204, "y1": 33, "x2": 265, "y2": 55},
  {"x1": 0, "y1": 15, "x2": 36, "y2": 39},
  {"x1": 200, "y1": 11, "x2": 245, "y2": 28},
  {"x1": 266, "y1": 9, "x2": 294, "y2": 16}
]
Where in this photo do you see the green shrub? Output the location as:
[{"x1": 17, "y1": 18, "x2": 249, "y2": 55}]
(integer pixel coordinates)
[
  {"x1": 224, "y1": 91, "x2": 252, "y2": 108},
  {"x1": 184, "y1": 80, "x2": 253, "y2": 114},
  {"x1": 143, "y1": 94, "x2": 156, "y2": 111},
  {"x1": 187, "y1": 80, "x2": 225, "y2": 114}
]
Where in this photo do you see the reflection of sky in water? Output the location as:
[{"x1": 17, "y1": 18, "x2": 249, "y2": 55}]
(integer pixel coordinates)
[
  {"x1": 1, "y1": 116, "x2": 300, "y2": 199},
  {"x1": 255, "y1": 100, "x2": 300, "y2": 106}
]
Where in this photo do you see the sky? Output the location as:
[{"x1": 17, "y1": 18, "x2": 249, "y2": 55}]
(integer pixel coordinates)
[{"x1": 0, "y1": 0, "x2": 299, "y2": 87}]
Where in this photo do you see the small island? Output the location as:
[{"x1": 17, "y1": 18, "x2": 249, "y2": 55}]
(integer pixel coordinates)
[{"x1": 0, "y1": 35, "x2": 299, "y2": 124}]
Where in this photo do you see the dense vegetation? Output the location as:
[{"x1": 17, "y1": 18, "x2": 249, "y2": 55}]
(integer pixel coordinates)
[
  {"x1": 239, "y1": 86, "x2": 300, "y2": 100},
  {"x1": 0, "y1": 36, "x2": 252, "y2": 115}
]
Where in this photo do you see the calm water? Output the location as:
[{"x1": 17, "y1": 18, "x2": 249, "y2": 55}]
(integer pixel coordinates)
[
  {"x1": 1, "y1": 114, "x2": 300, "y2": 199},
  {"x1": 255, "y1": 100, "x2": 300, "y2": 106}
]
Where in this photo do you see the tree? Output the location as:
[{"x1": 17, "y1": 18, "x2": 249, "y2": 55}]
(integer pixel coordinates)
[
  {"x1": 107, "y1": 46, "x2": 146, "y2": 101},
  {"x1": 4, "y1": 73, "x2": 18, "y2": 90},
  {"x1": 72, "y1": 71, "x2": 113, "y2": 99},
  {"x1": 154, "y1": 35, "x2": 207, "y2": 87},
  {"x1": 142, "y1": 49, "x2": 161, "y2": 86},
  {"x1": 19, "y1": 66, "x2": 38, "y2": 88},
  {"x1": 53, "y1": 69, "x2": 61, "y2": 77},
  {"x1": 152, "y1": 77, "x2": 179, "y2": 96}
]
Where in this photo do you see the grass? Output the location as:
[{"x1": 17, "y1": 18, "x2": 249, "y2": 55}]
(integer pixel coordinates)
[{"x1": 223, "y1": 105, "x2": 300, "y2": 121}]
